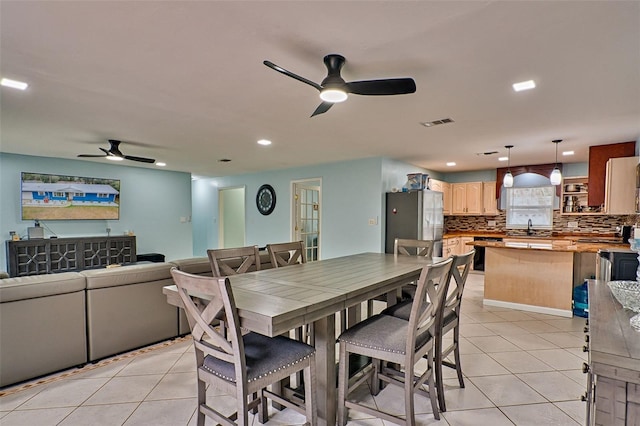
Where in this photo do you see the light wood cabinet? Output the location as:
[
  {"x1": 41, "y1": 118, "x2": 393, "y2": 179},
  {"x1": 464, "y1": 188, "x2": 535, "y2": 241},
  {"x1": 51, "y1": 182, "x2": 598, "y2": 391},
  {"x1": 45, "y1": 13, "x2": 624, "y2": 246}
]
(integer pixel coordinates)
[
  {"x1": 451, "y1": 182, "x2": 482, "y2": 215},
  {"x1": 588, "y1": 141, "x2": 636, "y2": 207},
  {"x1": 429, "y1": 178, "x2": 452, "y2": 215},
  {"x1": 482, "y1": 181, "x2": 498, "y2": 215},
  {"x1": 458, "y1": 237, "x2": 474, "y2": 255},
  {"x1": 442, "y1": 237, "x2": 458, "y2": 257},
  {"x1": 605, "y1": 156, "x2": 638, "y2": 214}
]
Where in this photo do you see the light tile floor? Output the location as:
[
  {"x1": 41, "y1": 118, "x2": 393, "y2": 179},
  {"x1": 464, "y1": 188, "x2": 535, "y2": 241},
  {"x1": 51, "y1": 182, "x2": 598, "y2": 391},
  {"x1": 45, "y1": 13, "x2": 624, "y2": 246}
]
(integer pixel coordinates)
[{"x1": 0, "y1": 272, "x2": 587, "y2": 425}]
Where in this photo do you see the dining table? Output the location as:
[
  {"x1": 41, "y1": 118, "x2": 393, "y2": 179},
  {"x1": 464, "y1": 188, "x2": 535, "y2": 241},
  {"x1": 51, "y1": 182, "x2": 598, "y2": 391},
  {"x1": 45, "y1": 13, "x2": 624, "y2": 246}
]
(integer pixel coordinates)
[{"x1": 163, "y1": 251, "x2": 438, "y2": 426}]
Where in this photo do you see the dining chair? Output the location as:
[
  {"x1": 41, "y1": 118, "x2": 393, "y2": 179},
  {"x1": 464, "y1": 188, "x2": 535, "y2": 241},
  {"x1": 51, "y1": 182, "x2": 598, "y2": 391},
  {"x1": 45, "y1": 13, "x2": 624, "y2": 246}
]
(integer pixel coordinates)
[
  {"x1": 367, "y1": 238, "x2": 435, "y2": 316},
  {"x1": 170, "y1": 268, "x2": 317, "y2": 426},
  {"x1": 380, "y1": 250, "x2": 475, "y2": 412},
  {"x1": 267, "y1": 241, "x2": 307, "y2": 267},
  {"x1": 207, "y1": 245, "x2": 261, "y2": 277},
  {"x1": 337, "y1": 257, "x2": 453, "y2": 425},
  {"x1": 207, "y1": 245, "x2": 262, "y2": 337}
]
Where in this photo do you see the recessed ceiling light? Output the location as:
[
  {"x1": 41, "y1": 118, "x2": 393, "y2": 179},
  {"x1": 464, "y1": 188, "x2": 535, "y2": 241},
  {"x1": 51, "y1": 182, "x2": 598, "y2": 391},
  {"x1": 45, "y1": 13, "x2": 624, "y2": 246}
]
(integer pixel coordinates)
[
  {"x1": 1, "y1": 78, "x2": 28, "y2": 90},
  {"x1": 446, "y1": 162, "x2": 456, "y2": 167},
  {"x1": 562, "y1": 151, "x2": 574, "y2": 156},
  {"x1": 155, "y1": 162, "x2": 166, "y2": 167},
  {"x1": 512, "y1": 80, "x2": 535, "y2": 92},
  {"x1": 498, "y1": 157, "x2": 508, "y2": 162},
  {"x1": 106, "y1": 156, "x2": 124, "y2": 161},
  {"x1": 257, "y1": 139, "x2": 272, "y2": 146}
]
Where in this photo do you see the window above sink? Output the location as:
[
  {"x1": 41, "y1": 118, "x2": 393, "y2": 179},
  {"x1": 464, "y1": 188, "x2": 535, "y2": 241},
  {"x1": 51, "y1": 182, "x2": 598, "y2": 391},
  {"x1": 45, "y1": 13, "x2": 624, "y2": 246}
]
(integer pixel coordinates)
[{"x1": 505, "y1": 186, "x2": 555, "y2": 230}]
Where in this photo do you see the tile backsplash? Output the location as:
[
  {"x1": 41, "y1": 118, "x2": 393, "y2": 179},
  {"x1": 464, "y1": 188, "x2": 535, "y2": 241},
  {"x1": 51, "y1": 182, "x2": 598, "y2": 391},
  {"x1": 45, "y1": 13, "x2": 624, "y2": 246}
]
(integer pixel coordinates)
[{"x1": 445, "y1": 211, "x2": 638, "y2": 237}]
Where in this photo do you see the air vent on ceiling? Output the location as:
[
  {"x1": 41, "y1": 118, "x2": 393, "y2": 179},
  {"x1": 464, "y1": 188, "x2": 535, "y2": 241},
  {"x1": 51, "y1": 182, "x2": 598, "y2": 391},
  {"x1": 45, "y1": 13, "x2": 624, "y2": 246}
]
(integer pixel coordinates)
[
  {"x1": 475, "y1": 151, "x2": 499, "y2": 156},
  {"x1": 420, "y1": 118, "x2": 454, "y2": 127}
]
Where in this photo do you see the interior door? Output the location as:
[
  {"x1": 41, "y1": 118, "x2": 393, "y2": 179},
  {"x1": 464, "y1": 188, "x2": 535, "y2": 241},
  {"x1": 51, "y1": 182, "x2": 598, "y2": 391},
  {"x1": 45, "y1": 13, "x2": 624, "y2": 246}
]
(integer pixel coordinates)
[{"x1": 292, "y1": 180, "x2": 321, "y2": 261}]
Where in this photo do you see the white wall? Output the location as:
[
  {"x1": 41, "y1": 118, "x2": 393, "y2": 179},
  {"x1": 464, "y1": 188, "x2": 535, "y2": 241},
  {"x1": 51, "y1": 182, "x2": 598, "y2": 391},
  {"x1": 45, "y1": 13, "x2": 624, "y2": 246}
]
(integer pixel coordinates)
[{"x1": 0, "y1": 153, "x2": 193, "y2": 271}]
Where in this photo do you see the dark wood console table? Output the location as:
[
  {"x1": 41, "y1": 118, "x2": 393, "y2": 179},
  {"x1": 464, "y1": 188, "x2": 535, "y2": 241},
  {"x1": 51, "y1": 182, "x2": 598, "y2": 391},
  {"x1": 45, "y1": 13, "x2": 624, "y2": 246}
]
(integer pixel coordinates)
[{"x1": 6, "y1": 236, "x2": 136, "y2": 277}]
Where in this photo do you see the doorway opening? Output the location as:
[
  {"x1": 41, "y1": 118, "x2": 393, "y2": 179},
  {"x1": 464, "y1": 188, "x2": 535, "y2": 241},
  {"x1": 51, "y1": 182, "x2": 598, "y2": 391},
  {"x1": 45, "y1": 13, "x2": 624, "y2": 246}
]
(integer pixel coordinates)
[{"x1": 218, "y1": 186, "x2": 245, "y2": 248}]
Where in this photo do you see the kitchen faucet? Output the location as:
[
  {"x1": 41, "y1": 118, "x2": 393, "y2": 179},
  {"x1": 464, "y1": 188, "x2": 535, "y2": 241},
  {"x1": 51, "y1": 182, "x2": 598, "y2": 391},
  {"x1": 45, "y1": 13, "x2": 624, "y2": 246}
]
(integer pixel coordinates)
[{"x1": 527, "y1": 218, "x2": 534, "y2": 236}]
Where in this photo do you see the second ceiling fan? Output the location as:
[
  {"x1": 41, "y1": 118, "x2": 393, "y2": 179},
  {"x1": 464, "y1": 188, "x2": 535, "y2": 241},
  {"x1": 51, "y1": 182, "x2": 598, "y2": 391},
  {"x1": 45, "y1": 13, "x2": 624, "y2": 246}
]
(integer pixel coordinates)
[{"x1": 263, "y1": 54, "x2": 416, "y2": 117}]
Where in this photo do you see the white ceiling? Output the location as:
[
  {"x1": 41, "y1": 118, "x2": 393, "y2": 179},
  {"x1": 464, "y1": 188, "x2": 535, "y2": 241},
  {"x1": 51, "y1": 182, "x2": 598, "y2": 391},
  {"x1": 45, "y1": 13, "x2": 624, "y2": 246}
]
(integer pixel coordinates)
[{"x1": 1, "y1": 1, "x2": 639, "y2": 178}]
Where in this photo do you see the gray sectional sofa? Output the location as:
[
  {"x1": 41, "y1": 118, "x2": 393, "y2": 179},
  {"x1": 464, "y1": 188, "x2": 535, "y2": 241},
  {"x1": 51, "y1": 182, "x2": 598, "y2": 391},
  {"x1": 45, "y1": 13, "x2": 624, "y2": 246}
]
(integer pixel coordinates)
[{"x1": 0, "y1": 250, "x2": 279, "y2": 388}]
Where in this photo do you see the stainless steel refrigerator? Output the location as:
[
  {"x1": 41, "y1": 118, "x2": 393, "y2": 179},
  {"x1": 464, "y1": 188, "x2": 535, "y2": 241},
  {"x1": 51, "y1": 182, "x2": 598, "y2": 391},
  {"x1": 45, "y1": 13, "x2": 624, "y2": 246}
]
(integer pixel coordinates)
[{"x1": 385, "y1": 190, "x2": 444, "y2": 256}]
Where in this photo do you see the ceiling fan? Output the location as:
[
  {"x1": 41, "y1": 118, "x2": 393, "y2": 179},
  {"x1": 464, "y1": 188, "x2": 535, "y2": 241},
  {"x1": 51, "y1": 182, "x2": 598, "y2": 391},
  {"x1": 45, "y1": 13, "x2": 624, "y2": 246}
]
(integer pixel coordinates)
[
  {"x1": 263, "y1": 54, "x2": 416, "y2": 117},
  {"x1": 77, "y1": 139, "x2": 155, "y2": 163}
]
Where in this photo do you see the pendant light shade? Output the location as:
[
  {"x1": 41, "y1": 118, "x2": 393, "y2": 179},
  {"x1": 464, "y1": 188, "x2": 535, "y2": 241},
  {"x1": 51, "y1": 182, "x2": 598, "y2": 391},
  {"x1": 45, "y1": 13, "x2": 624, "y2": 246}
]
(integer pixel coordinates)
[
  {"x1": 503, "y1": 145, "x2": 514, "y2": 188},
  {"x1": 550, "y1": 139, "x2": 562, "y2": 186},
  {"x1": 503, "y1": 172, "x2": 514, "y2": 188}
]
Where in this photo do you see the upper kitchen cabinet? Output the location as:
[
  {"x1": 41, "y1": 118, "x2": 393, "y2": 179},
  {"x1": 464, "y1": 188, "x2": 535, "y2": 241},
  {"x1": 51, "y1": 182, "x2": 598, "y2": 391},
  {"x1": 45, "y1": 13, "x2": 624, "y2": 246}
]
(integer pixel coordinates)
[
  {"x1": 588, "y1": 141, "x2": 636, "y2": 207},
  {"x1": 605, "y1": 156, "x2": 639, "y2": 214},
  {"x1": 452, "y1": 182, "x2": 482, "y2": 215},
  {"x1": 429, "y1": 178, "x2": 452, "y2": 215},
  {"x1": 482, "y1": 181, "x2": 498, "y2": 215}
]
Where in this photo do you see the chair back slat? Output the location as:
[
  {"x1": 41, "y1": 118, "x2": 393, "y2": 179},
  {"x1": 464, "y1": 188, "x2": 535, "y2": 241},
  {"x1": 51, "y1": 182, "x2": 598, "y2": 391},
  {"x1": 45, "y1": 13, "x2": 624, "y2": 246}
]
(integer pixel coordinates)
[
  {"x1": 207, "y1": 246, "x2": 261, "y2": 277},
  {"x1": 443, "y1": 250, "x2": 475, "y2": 314},
  {"x1": 394, "y1": 238, "x2": 434, "y2": 259},
  {"x1": 267, "y1": 241, "x2": 306, "y2": 267},
  {"x1": 407, "y1": 257, "x2": 453, "y2": 355},
  {"x1": 170, "y1": 268, "x2": 245, "y2": 371}
]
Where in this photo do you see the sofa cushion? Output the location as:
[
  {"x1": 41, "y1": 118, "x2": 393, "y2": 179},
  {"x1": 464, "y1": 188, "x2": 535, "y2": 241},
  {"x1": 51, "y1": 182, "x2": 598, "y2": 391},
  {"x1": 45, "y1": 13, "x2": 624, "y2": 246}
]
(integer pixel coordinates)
[
  {"x1": 170, "y1": 257, "x2": 212, "y2": 275},
  {"x1": 0, "y1": 272, "x2": 86, "y2": 303},
  {"x1": 81, "y1": 263, "x2": 173, "y2": 289}
]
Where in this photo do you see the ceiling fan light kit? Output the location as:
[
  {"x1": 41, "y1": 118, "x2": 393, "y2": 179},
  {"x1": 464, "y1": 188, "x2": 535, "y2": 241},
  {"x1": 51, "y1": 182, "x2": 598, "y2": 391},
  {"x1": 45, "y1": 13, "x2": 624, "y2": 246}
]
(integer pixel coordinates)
[
  {"x1": 264, "y1": 53, "x2": 416, "y2": 117},
  {"x1": 319, "y1": 88, "x2": 348, "y2": 103}
]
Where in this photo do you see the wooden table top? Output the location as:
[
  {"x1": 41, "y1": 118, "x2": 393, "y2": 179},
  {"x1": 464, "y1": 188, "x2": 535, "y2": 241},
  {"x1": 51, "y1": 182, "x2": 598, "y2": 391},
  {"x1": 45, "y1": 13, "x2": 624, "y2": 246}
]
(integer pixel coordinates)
[{"x1": 164, "y1": 252, "x2": 435, "y2": 337}]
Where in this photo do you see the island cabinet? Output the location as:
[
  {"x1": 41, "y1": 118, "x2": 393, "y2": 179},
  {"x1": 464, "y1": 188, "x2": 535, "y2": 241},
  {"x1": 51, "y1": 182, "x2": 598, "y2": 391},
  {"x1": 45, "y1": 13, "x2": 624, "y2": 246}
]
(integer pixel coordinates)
[
  {"x1": 586, "y1": 280, "x2": 640, "y2": 425},
  {"x1": 452, "y1": 182, "x2": 482, "y2": 215}
]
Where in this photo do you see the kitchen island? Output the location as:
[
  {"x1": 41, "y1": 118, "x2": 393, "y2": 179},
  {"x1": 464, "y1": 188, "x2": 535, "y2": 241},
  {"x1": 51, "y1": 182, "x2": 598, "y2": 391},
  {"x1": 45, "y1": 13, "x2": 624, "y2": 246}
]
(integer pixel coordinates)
[{"x1": 469, "y1": 239, "x2": 630, "y2": 317}]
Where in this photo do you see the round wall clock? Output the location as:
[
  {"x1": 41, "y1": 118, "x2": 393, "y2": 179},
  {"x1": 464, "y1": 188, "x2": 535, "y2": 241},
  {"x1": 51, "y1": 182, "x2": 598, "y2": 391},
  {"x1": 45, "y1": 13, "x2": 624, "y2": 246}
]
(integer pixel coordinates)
[{"x1": 256, "y1": 184, "x2": 276, "y2": 215}]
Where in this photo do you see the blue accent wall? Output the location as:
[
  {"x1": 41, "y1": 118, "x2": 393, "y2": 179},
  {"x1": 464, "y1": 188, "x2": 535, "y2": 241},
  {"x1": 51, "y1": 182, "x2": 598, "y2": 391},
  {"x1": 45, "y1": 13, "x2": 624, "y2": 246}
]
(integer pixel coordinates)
[
  {"x1": 1, "y1": 151, "x2": 593, "y2": 273},
  {"x1": 192, "y1": 157, "x2": 433, "y2": 259},
  {"x1": 0, "y1": 153, "x2": 193, "y2": 270}
]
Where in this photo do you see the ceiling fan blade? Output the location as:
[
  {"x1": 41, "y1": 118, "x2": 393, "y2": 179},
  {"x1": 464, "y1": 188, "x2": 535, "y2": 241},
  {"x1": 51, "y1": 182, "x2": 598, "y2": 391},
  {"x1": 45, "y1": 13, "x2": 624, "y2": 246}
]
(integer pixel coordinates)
[
  {"x1": 78, "y1": 154, "x2": 108, "y2": 158},
  {"x1": 264, "y1": 60, "x2": 322, "y2": 91},
  {"x1": 346, "y1": 78, "x2": 416, "y2": 96},
  {"x1": 124, "y1": 155, "x2": 156, "y2": 163},
  {"x1": 310, "y1": 102, "x2": 333, "y2": 117}
]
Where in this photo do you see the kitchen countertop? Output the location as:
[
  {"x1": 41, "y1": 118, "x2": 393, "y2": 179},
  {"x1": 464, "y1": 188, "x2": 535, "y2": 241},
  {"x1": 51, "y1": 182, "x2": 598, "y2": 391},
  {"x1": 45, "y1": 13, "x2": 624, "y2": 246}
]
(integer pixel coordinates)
[
  {"x1": 469, "y1": 240, "x2": 630, "y2": 253},
  {"x1": 587, "y1": 279, "x2": 640, "y2": 380}
]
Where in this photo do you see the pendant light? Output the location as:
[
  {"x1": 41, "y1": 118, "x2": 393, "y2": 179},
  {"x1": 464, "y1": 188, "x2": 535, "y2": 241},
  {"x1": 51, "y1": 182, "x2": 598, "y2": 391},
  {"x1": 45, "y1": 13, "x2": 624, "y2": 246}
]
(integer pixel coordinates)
[
  {"x1": 503, "y1": 145, "x2": 514, "y2": 188},
  {"x1": 549, "y1": 139, "x2": 562, "y2": 186}
]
